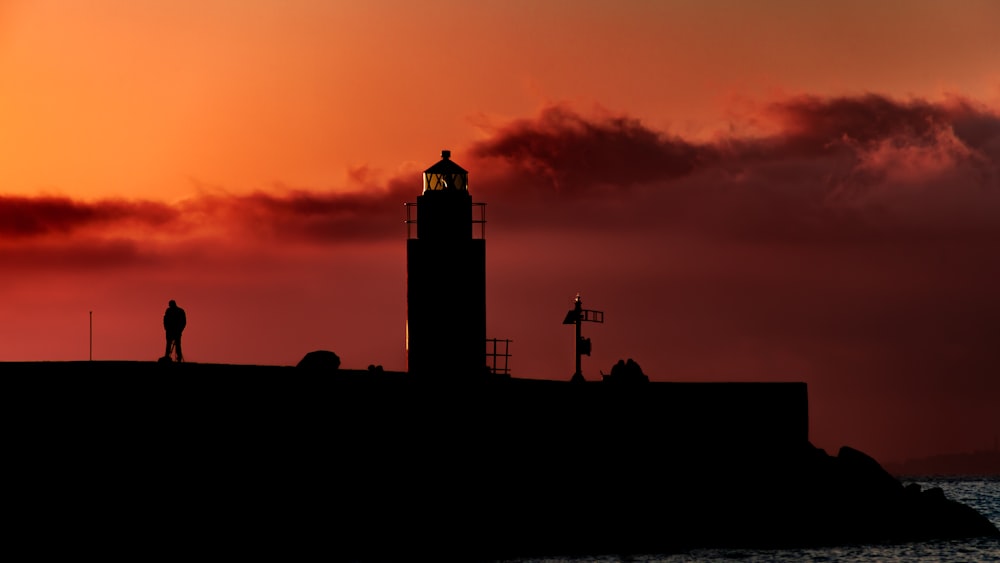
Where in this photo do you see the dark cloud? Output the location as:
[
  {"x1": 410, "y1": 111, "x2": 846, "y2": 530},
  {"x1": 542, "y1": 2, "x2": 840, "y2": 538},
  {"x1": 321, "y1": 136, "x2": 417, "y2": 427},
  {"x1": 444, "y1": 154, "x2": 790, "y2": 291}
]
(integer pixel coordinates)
[
  {"x1": 0, "y1": 195, "x2": 177, "y2": 238},
  {"x1": 466, "y1": 94, "x2": 1000, "y2": 193},
  {"x1": 469, "y1": 104, "x2": 711, "y2": 196},
  {"x1": 0, "y1": 188, "x2": 407, "y2": 273},
  {"x1": 462, "y1": 95, "x2": 1000, "y2": 245},
  {"x1": 0, "y1": 179, "x2": 415, "y2": 253},
  {"x1": 763, "y1": 93, "x2": 1000, "y2": 156}
]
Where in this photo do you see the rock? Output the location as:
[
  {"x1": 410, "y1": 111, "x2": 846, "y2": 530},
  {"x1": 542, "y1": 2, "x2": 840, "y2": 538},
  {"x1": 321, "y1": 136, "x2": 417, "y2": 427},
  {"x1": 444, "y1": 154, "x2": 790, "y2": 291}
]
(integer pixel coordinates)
[
  {"x1": 296, "y1": 350, "x2": 340, "y2": 371},
  {"x1": 837, "y1": 445, "x2": 905, "y2": 498}
]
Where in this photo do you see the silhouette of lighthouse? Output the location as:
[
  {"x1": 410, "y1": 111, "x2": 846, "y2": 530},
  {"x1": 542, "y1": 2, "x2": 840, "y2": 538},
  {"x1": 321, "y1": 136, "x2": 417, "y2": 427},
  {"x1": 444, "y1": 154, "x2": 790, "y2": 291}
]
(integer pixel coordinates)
[{"x1": 405, "y1": 150, "x2": 486, "y2": 377}]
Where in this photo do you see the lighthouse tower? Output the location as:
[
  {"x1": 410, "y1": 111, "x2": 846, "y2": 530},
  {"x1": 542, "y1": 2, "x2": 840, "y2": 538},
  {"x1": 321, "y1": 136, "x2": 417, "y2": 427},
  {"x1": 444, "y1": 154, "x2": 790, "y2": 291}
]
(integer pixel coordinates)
[{"x1": 405, "y1": 150, "x2": 486, "y2": 377}]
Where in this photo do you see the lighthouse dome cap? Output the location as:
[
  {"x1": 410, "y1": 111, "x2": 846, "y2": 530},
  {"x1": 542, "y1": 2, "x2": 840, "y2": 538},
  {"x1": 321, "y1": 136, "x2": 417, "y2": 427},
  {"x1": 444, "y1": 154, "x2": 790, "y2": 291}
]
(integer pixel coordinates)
[{"x1": 423, "y1": 149, "x2": 468, "y2": 175}]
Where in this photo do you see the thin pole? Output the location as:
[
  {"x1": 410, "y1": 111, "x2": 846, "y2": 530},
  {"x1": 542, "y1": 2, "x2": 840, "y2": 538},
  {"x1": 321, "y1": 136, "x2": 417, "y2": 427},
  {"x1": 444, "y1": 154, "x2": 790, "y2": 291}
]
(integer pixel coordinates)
[
  {"x1": 89, "y1": 311, "x2": 93, "y2": 361},
  {"x1": 574, "y1": 295, "x2": 582, "y2": 379}
]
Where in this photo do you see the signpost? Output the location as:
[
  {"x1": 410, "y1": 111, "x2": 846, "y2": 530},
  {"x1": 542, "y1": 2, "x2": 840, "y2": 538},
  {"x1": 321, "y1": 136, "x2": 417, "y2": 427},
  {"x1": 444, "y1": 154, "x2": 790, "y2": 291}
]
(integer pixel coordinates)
[{"x1": 562, "y1": 293, "x2": 603, "y2": 382}]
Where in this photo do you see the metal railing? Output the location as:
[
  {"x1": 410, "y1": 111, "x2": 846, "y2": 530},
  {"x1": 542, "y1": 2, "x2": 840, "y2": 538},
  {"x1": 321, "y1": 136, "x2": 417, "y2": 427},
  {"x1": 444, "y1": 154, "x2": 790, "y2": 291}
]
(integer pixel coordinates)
[
  {"x1": 404, "y1": 202, "x2": 487, "y2": 239},
  {"x1": 486, "y1": 338, "x2": 512, "y2": 376}
]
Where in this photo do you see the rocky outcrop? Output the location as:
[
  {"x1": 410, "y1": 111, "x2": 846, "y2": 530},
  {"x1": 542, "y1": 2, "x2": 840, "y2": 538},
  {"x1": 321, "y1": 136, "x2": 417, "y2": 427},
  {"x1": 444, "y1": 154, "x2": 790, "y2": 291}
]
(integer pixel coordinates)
[
  {"x1": 295, "y1": 349, "x2": 341, "y2": 371},
  {"x1": 718, "y1": 444, "x2": 1000, "y2": 550}
]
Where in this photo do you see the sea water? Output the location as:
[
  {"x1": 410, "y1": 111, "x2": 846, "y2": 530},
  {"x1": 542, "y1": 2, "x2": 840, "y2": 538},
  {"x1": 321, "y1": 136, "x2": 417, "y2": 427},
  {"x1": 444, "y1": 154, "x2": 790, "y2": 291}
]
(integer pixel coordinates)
[{"x1": 498, "y1": 477, "x2": 1000, "y2": 563}]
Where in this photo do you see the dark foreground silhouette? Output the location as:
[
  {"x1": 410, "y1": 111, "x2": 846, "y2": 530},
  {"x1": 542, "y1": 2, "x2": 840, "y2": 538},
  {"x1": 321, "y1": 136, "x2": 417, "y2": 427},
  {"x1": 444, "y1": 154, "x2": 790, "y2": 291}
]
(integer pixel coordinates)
[{"x1": 4, "y1": 360, "x2": 997, "y2": 561}]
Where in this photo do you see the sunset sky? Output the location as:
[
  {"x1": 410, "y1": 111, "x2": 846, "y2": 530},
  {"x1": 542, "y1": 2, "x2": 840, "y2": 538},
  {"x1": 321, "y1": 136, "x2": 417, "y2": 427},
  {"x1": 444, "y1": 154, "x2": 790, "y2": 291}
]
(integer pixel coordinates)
[{"x1": 2, "y1": 0, "x2": 999, "y2": 464}]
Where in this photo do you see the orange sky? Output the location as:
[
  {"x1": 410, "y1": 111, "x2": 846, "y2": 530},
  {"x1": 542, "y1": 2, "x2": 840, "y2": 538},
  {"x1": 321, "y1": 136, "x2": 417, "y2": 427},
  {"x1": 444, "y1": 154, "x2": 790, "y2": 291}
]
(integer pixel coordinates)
[{"x1": 2, "y1": 0, "x2": 999, "y2": 464}]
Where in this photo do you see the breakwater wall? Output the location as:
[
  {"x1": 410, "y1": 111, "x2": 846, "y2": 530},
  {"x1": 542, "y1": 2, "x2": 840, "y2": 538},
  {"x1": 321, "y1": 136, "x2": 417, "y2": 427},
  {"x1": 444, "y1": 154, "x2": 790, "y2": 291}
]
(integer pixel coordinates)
[{"x1": 27, "y1": 361, "x2": 985, "y2": 560}]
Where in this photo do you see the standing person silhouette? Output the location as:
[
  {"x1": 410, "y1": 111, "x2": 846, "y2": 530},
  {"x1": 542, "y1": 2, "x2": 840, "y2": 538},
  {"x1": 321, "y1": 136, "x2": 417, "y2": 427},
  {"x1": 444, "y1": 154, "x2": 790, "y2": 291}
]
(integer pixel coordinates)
[{"x1": 163, "y1": 299, "x2": 187, "y2": 362}]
